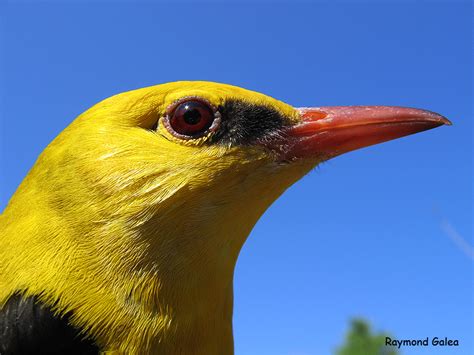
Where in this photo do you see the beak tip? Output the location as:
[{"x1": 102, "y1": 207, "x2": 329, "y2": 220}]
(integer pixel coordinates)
[
  {"x1": 442, "y1": 117, "x2": 453, "y2": 126},
  {"x1": 424, "y1": 110, "x2": 452, "y2": 126}
]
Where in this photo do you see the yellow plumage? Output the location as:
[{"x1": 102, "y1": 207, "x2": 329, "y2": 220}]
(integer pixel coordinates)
[
  {"x1": 0, "y1": 82, "x2": 314, "y2": 354},
  {"x1": 1, "y1": 81, "x2": 449, "y2": 354}
]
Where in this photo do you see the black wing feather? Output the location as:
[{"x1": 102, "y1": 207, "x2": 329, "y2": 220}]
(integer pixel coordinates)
[{"x1": 0, "y1": 293, "x2": 99, "y2": 355}]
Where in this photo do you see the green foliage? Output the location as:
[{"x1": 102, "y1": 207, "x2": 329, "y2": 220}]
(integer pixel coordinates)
[{"x1": 335, "y1": 318, "x2": 399, "y2": 355}]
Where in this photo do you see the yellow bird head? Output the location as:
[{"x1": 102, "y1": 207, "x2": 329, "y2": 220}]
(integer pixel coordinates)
[{"x1": 0, "y1": 81, "x2": 450, "y2": 354}]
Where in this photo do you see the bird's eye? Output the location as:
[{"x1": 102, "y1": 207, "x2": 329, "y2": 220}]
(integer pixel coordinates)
[{"x1": 166, "y1": 99, "x2": 218, "y2": 138}]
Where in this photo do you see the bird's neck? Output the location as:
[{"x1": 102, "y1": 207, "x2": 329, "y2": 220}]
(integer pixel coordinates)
[
  {"x1": 117, "y1": 191, "x2": 269, "y2": 354},
  {"x1": 97, "y1": 208, "x2": 250, "y2": 354},
  {"x1": 153, "y1": 265, "x2": 236, "y2": 354},
  {"x1": 100, "y1": 166, "x2": 303, "y2": 353},
  {"x1": 1, "y1": 154, "x2": 311, "y2": 353}
]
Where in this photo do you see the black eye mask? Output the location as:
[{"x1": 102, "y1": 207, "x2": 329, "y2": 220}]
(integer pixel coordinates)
[{"x1": 212, "y1": 99, "x2": 287, "y2": 146}]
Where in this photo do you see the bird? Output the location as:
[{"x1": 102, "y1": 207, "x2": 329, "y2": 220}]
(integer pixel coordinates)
[{"x1": 0, "y1": 81, "x2": 450, "y2": 354}]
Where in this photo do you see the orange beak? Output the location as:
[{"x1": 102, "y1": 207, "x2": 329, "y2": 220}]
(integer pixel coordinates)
[{"x1": 271, "y1": 106, "x2": 451, "y2": 161}]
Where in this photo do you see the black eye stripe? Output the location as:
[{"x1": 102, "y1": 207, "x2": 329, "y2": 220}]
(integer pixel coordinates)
[
  {"x1": 212, "y1": 99, "x2": 287, "y2": 146},
  {"x1": 159, "y1": 98, "x2": 288, "y2": 145}
]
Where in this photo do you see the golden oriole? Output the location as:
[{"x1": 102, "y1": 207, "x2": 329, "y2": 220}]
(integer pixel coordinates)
[{"x1": 0, "y1": 81, "x2": 450, "y2": 354}]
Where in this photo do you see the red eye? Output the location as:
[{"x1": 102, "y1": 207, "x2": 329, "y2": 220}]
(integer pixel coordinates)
[{"x1": 167, "y1": 99, "x2": 216, "y2": 137}]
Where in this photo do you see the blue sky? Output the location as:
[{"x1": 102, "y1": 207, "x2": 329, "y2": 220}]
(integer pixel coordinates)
[{"x1": 1, "y1": 1, "x2": 472, "y2": 354}]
